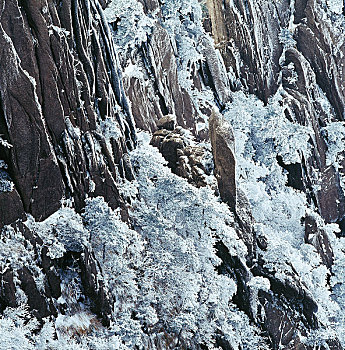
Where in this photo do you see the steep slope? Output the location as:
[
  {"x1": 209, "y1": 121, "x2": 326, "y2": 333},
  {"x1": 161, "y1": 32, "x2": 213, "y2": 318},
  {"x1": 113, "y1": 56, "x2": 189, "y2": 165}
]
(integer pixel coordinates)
[
  {"x1": 0, "y1": 0, "x2": 136, "y2": 227},
  {"x1": 0, "y1": 0, "x2": 345, "y2": 349},
  {"x1": 205, "y1": 0, "x2": 345, "y2": 228}
]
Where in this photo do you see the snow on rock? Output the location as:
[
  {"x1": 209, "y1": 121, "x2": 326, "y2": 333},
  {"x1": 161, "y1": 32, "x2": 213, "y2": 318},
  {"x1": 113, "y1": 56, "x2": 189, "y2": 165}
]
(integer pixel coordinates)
[{"x1": 0, "y1": 0, "x2": 345, "y2": 349}]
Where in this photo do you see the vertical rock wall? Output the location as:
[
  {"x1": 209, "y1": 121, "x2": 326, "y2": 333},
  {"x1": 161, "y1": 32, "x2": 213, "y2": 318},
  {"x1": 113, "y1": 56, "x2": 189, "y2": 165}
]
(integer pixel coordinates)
[
  {"x1": 205, "y1": 0, "x2": 345, "y2": 229},
  {"x1": 0, "y1": 0, "x2": 345, "y2": 349},
  {"x1": 0, "y1": 0, "x2": 136, "y2": 227}
]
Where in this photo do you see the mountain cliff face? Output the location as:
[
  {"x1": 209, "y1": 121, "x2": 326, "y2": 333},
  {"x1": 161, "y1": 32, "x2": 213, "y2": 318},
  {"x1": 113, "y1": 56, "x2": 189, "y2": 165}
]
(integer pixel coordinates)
[
  {"x1": 0, "y1": 0, "x2": 345, "y2": 349},
  {"x1": 0, "y1": 0, "x2": 138, "y2": 225},
  {"x1": 205, "y1": 0, "x2": 345, "y2": 227}
]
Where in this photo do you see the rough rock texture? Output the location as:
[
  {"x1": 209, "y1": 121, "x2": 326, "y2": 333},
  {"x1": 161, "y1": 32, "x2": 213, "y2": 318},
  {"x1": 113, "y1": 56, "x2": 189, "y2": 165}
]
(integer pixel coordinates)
[
  {"x1": 78, "y1": 249, "x2": 112, "y2": 326},
  {"x1": 204, "y1": 0, "x2": 345, "y2": 348},
  {"x1": 119, "y1": 6, "x2": 232, "y2": 139},
  {"x1": 0, "y1": 0, "x2": 135, "y2": 227},
  {"x1": 294, "y1": 1, "x2": 345, "y2": 120},
  {"x1": 150, "y1": 124, "x2": 213, "y2": 188},
  {"x1": 0, "y1": 188, "x2": 26, "y2": 227},
  {"x1": 0, "y1": 0, "x2": 345, "y2": 349},
  {"x1": 156, "y1": 114, "x2": 176, "y2": 131},
  {"x1": 281, "y1": 47, "x2": 345, "y2": 227},
  {"x1": 0, "y1": 0, "x2": 134, "y2": 334},
  {"x1": 209, "y1": 109, "x2": 236, "y2": 211},
  {"x1": 123, "y1": 23, "x2": 198, "y2": 134},
  {"x1": 205, "y1": 0, "x2": 345, "y2": 231},
  {"x1": 0, "y1": 270, "x2": 17, "y2": 313},
  {"x1": 304, "y1": 214, "x2": 334, "y2": 269},
  {"x1": 0, "y1": 221, "x2": 111, "y2": 326},
  {"x1": 205, "y1": 0, "x2": 287, "y2": 102},
  {"x1": 209, "y1": 110, "x2": 256, "y2": 261},
  {"x1": 258, "y1": 290, "x2": 311, "y2": 350}
]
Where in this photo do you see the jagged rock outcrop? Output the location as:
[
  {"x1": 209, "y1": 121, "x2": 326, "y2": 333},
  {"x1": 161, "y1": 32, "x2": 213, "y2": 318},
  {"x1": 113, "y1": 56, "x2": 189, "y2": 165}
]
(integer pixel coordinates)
[
  {"x1": 304, "y1": 214, "x2": 334, "y2": 269},
  {"x1": 150, "y1": 119, "x2": 213, "y2": 188},
  {"x1": 115, "y1": 1, "x2": 233, "y2": 140},
  {"x1": 0, "y1": 0, "x2": 135, "y2": 228},
  {"x1": 123, "y1": 22, "x2": 198, "y2": 134},
  {"x1": 0, "y1": 0, "x2": 345, "y2": 348},
  {"x1": 209, "y1": 109, "x2": 256, "y2": 261},
  {"x1": 209, "y1": 109, "x2": 236, "y2": 211},
  {"x1": 281, "y1": 47, "x2": 345, "y2": 227},
  {"x1": 204, "y1": 0, "x2": 345, "y2": 233},
  {"x1": 205, "y1": 0, "x2": 287, "y2": 102},
  {"x1": 204, "y1": 1, "x2": 345, "y2": 348},
  {"x1": 294, "y1": 1, "x2": 345, "y2": 120},
  {"x1": 0, "y1": 220, "x2": 112, "y2": 326},
  {"x1": 0, "y1": 0, "x2": 135, "y2": 334}
]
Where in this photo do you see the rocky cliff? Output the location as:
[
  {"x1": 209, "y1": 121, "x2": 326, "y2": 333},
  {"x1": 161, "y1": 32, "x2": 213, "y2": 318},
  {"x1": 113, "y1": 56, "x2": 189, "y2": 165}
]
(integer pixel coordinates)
[{"x1": 0, "y1": 0, "x2": 345, "y2": 349}]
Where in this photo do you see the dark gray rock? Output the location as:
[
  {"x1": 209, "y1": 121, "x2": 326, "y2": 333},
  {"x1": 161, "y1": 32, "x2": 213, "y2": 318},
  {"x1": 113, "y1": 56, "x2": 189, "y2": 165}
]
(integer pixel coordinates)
[
  {"x1": 78, "y1": 249, "x2": 112, "y2": 327},
  {"x1": 157, "y1": 114, "x2": 176, "y2": 131},
  {"x1": 205, "y1": 0, "x2": 287, "y2": 103},
  {"x1": 0, "y1": 0, "x2": 344, "y2": 348},
  {"x1": 123, "y1": 22, "x2": 198, "y2": 134},
  {"x1": 0, "y1": 189, "x2": 26, "y2": 229},
  {"x1": 18, "y1": 267, "x2": 51, "y2": 320},
  {"x1": 0, "y1": 270, "x2": 17, "y2": 312},
  {"x1": 0, "y1": 0, "x2": 136, "y2": 224}
]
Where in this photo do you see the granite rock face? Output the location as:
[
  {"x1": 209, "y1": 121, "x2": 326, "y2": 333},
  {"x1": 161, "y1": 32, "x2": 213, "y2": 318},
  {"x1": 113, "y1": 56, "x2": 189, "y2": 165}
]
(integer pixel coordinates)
[
  {"x1": 209, "y1": 109, "x2": 236, "y2": 211},
  {"x1": 123, "y1": 22, "x2": 198, "y2": 134},
  {"x1": 0, "y1": 0, "x2": 135, "y2": 227},
  {"x1": 150, "y1": 124, "x2": 213, "y2": 188},
  {"x1": 0, "y1": 0, "x2": 134, "y2": 337},
  {"x1": 205, "y1": 0, "x2": 345, "y2": 230},
  {"x1": 0, "y1": 0, "x2": 345, "y2": 349},
  {"x1": 205, "y1": 0, "x2": 286, "y2": 102}
]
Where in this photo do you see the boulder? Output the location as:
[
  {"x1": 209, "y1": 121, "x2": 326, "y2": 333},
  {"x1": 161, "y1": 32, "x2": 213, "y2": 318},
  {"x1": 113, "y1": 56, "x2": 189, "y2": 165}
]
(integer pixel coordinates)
[
  {"x1": 150, "y1": 127, "x2": 213, "y2": 188},
  {"x1": 157, "y1": 114, "x2": 176, "y2": 131}
]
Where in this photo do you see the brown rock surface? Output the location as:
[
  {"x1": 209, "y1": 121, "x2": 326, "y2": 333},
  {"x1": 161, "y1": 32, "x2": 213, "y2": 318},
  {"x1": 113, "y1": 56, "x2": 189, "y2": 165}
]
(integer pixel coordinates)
[
  {"x1": 209, "y1": 109, "x2": 236, "y2": 211},
  {"x1": 150, "y1": 126, "x2": 212, "y2": 187},
  {"x1": 0, "y1": 0, "x2": 136, "y2": 223},
  {"x1": 304, "y1": 214, "x2": 334, "y2": 269}
]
